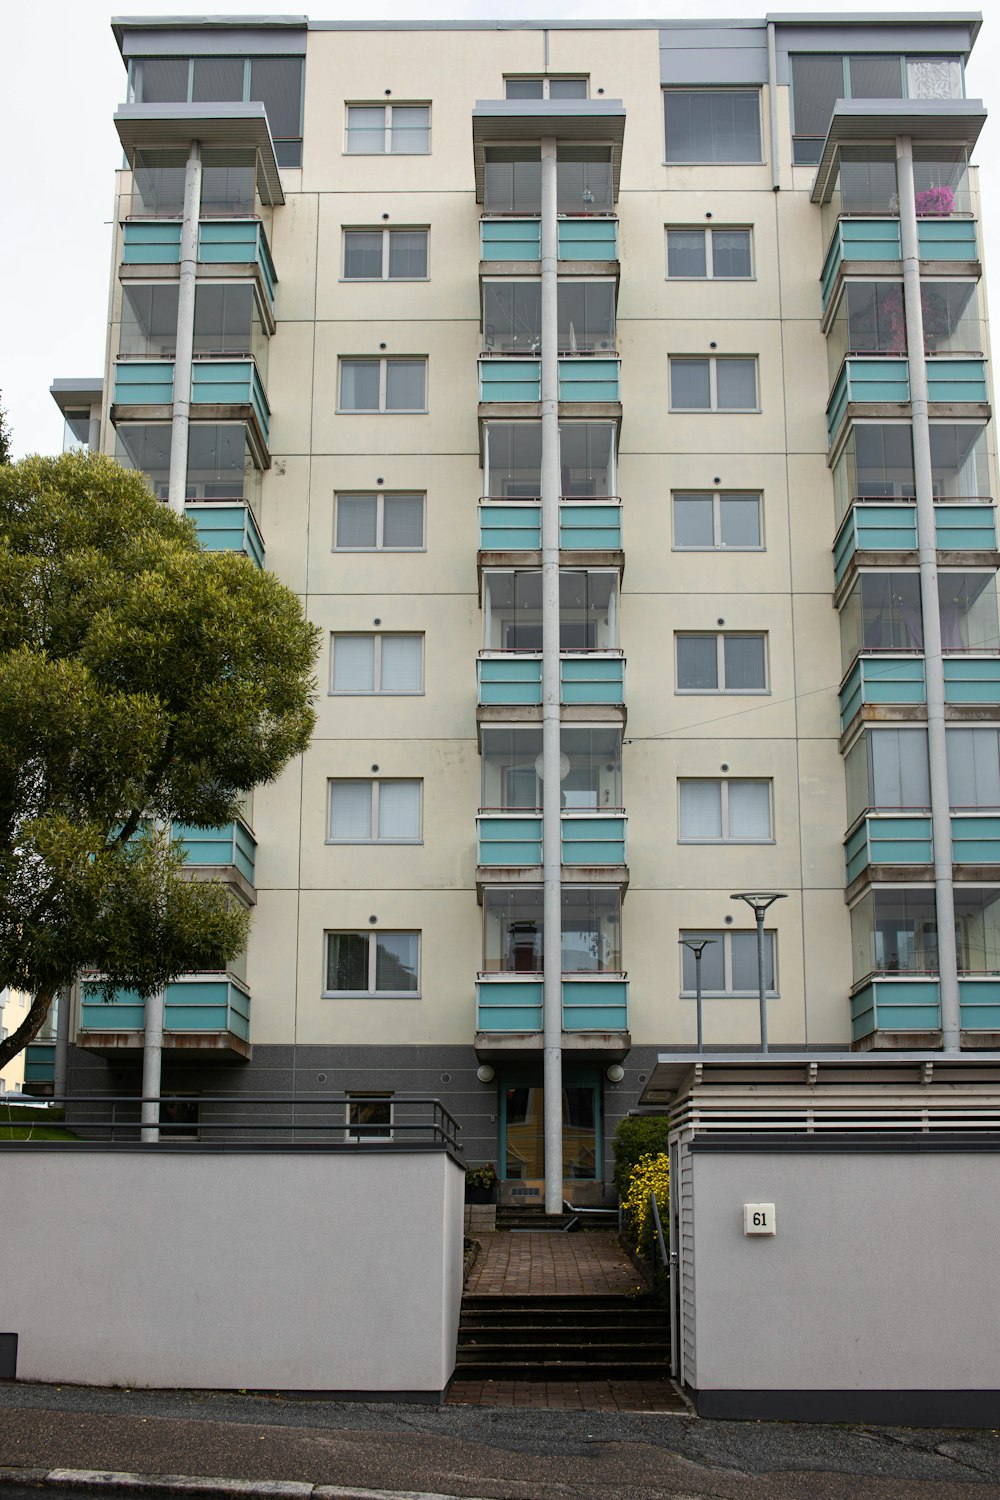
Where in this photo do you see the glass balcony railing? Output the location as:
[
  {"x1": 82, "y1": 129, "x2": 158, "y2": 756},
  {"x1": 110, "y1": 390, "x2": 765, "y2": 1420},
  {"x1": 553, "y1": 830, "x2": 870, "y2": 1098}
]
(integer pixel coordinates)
[
  {"x1": 478, "y1": 500, "x2": 622, "y2": 552},
  {"x1": 827, "y1": 356, "x2": 988, "y2": 445},
  {"x1": 175, "y1": 818, "x2": 257, "y2": 888},
  {"x1": 851, "y1": 976, "x2": 1000, "y2": 1043},
  {"x1": 121, "y1": 219, "x2": 277, "y2": 311},
  {"x1": 477, "y1": 812, "x2": 627, "y2": 867},
  {"x1": 475, "y1": 973, "x2": 629, "y2": 1033},
  {"x1": 820, "y1": 219, "x2": 979, "y2": 311},
  {"x1": 112, "y1": 358, "x2": 271, "y2": 449},
  {"x1": 185, "y1": 501, "x2": 265, "y2": 568},
  {"x1": 79, "y1": 974, "x2": 251, "y2": 1045},
  {"x1": 479, "y1": 357, "x2": 621, "y2": 404},
  {"x1": 478, "y1": 652, "x2": 625, "y2": 707},
  {"x1": 839, "y1": 654, "x2": 926, "y2": 728},
  {"x1": 834, "y1": 502, "x2": 998, "y2": 585},
  {"x1": 24, "y1": 1042, "x2": 56, "y2": 1085}
]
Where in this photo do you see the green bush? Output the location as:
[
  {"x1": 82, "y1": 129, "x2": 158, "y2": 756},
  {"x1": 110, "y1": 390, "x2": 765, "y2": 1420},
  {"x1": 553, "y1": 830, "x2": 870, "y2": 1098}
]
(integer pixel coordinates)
[{"x1": 612, "y1": 1114, "x2": 670, "y2": 1197}]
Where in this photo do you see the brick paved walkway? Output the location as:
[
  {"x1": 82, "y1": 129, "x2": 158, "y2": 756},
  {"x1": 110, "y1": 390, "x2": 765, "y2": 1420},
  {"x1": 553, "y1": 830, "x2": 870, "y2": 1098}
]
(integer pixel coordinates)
[
  {"x1": 463, "y1": 1229, "x2": 640, "y2": 1296},
  {"x1": 447, "y1": 1377, "x2": 688, "y2": 1412}
]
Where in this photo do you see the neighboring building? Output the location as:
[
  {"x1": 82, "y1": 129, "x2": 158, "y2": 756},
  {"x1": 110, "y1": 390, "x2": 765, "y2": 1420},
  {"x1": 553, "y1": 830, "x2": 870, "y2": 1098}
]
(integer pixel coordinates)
[
  {"x1": 46, "y1": 11, "x2": 996, "y2": 1202},
  {"x1": 0, "y1": 989, "x2": 27, "y2": 1095}
]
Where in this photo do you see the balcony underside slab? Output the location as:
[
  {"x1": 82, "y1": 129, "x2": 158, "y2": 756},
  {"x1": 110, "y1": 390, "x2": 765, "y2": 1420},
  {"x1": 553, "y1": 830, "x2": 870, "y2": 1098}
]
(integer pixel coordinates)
[
  {"x1": 76, "y1": 1030, "x2": 251, "y2": 1062},
  {"x1": 476, "y1": 863, "x2": 629, "y2": 896},
  {"x1": 478, "y1": 548, "x2": 625, "y2": 575},
  {"x1": 823, "y1": 258, "x2": 983, "y2": 324},
  {"x1": 179, "y1": 863, "x2": 257, "y2": 908},
  {"x1": 477, "y1": 703, "x2": 626, "y2": 739},
  {"x1": 474, "y1": 1029, "x2": 630, "y2": 1063},
  {"x1": 834, "y1": 549, "x2": 1000, "y2": 606},
  {"x1": 111, "y1": 401, "x2": 270, "y2": 467},
  {"x1": 840, "y1": 701, "x2": 1000, "y2": 752},
  {"x1": 479, "y1": 258, "x2": 620, "y2": 282}
]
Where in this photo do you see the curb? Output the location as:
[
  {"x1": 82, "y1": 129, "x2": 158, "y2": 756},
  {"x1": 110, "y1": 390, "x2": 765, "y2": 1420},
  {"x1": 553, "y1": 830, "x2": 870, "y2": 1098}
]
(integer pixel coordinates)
[{"x1": 0, "y1": 1470, "x2": 492, "y2": 1500}]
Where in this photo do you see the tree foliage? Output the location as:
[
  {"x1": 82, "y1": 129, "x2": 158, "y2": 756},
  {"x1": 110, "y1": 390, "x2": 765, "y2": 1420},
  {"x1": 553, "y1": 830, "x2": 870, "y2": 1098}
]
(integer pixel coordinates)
[
  {"x1": 0, "y1": 393, "x2": 11, "y2": 467},
  {"x1": 612, "y1": 1113, "x2": 671, "y2": 1198},
  {"x1": 0, "y1": 452, "x2": 320, "y2": 1070}
]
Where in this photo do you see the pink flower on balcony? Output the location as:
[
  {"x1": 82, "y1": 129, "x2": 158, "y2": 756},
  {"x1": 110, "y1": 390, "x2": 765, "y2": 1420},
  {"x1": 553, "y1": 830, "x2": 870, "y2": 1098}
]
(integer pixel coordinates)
[{"x1": 914, "y1": 186, "x2": 956, "y2": 217}]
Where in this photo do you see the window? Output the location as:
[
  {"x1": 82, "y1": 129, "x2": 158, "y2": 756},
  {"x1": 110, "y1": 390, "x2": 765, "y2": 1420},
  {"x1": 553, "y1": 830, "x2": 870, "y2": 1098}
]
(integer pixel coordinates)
[
  {"x1": 328, "y1": 780, "x2": 422, "y2": 843},
  {"x1": 505, "y1": 77, "x2": 588, "y2": 99},
  {"x1": 679, "y1": 780, "x2": 772, "y2": 842},
  {"x1": 670, "y1": 357, "x2": 758, "y2": 412},
  {"x1": 664, "y1": 90, "x2": 762, "y2": 164},
  {"x1": 672, "y1": 492, "x2": 762, "y2": 550},
  {"x1": 790, "y1": 53, "x2": 963, "y2": 165},
  {"x1": 676, "y1": 634, "x2": 768, "y2": 694},
  {"x1": 330, "y1": 634, "x2": 423, "y2": 694},
  {"x1": 680, "y1": 930, "x2": 776, "y2": 996},
  {"x1": 348, "y1": 1094, "x2": 393, "y2": 1141},
  {"x1": 845, "y1": 729, "x2": 930, "y2": 822},
  {"x1": 325, "y1": 931, "x2": 419, "y2": 996},
  {"x1": 947, "y1": 728, "x2": 1000, "y2": 809},
  {"x1": 666, "y1": 227, "x2": 753, "y2": 279},
  {"x1": 334, "y1": 494, "x2": 424, "y2": 551},
  {"x1": 339, "y1": 358, "x2": 426, "y2": 413},
  {"x1": 343, "y1": 229, "x2": 428, "y2": 280},
  {"x1": 131, "y1": 55, "x2": 304, "y2": 166},
  {"x1": 346, "y1": 104, "x2": 430, "y2": 155}
]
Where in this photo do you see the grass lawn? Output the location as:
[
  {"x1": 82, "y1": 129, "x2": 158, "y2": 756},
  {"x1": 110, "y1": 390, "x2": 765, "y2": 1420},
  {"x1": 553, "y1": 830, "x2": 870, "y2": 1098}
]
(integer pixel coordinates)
[{"x1": 0, "y1": 1105, "x2": 77, "y2": 1141}]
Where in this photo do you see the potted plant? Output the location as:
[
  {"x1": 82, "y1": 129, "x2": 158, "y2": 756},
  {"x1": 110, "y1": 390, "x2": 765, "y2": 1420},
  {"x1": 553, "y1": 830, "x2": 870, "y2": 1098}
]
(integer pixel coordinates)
[{"x1": 465, "y1": 1163, "x2": 499, "y2": 1204}]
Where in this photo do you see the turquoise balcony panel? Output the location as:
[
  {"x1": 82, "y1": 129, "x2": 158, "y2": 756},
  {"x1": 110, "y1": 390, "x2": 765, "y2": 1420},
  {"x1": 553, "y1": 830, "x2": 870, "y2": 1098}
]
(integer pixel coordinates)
[
  {"x1": 478, "y1": 654, "x2": 543, "y2": 706},
  {"x1": 935, "y1": 504, "x2": 998, "y2": 550},
  {"x1": 560, "y1": 503, "x2": 622, "y2": 549},
  {"x1": 850, "y1": 978, "x2": 941, "y2": 1042},
  {"x1": 845, "y1": 815, "x2": 932, "y2": 884},
  {"x1": 827, "y1": 358, "x2": 910, "y2": 445},
  {"x1": 558, "y1": 358, "x2": 620, "y2": 403},
  {"x1": 80, "y1": 976, "x2": 250, "y2": 1042},
  {"x1": 480, "y1": 219, "x2": 541, "y2": 262},
  {"x1": 24, "y1": 1041, "x2": 55, "y2": 1085},
  {"x1": 477, "y1": 814, "x2": 542, "y2": 865},
  {"x1": 833, "y1": 504, "x2": 918, "y2": 585},
  {"x1": 558, "y1": 218, "x2": 618, "y2": 261},
  {"x1": 918, "y1": 218, "x2": 979, "y2": 263},
  {"x1": 839, "y1": 656, "x2": 926, "y2": 729},
  {"x1": 122, "y1": 220, "x2": 182, "y2": 265},
  {"x1": 191, "y1": 360, "x2": 270, "y2": 446},
  {"x1": 562, "y1": 978, "x2": 629, "y2": 1031},
  {"x1": 950, "y1": 813, "x2": 1000, "y2": 864},
  {"x1": 113, "y1": 360, "x2": 174, "y2": 406},
  {"x1": 959, "y1": 978, "x2": 1000, "y2": 1031},
  {"x1": 476, "y1": 979, "x2": 543, "y2": 1032},
  {"x1": 943, "y1": 656, "x2": 1000, "y2": 705},
  {"x1": 175, "y1": 819, "x2": 256, "y2": 886},
  {"x1": 820, "y1": 220, "x2": 903, "y2": 309},
  {"x1": 561, "y1": 814, "x2": 627, "y2": 865},
  {"x1": 185, "y1": 502, "x2": 265, "y2": 568},
  {"x1": 479, "y1": 358, "x2": 541, "y2": 403},
  {"x1": 561, "y1": 654, "x2": 625, "y2": 705},
  {"x1": 926, "y1": 357, "x2": 988, "y2": 404},
  {"x1": 479, "y1": 504, "x2": 542, "y2": 550},
  {"x1": 198, "y1": 219, "x2": 277, "y2": 307}
]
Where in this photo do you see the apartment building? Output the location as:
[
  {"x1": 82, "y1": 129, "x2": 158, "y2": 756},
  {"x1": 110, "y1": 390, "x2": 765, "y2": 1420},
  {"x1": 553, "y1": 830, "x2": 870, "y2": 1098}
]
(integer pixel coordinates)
[{"x1": 38, "y1": 10, "x2": 995, "y2": 1205}]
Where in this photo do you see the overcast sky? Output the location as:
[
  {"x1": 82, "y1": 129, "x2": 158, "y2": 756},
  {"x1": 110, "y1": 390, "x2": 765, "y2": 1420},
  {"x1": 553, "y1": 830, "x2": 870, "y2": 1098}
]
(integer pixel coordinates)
[{"x1": 1, "y1": 0, "x2": 995, "y2": 457}]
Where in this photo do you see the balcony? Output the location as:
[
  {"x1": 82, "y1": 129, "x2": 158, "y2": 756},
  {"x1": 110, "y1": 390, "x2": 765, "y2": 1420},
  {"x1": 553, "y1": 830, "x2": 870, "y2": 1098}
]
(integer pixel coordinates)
[
  {"x1": 185, "y1": 502, "x2": 264, "y2": 567},
  {"x1": 475, "y1": 973, "x2": 629, "y2": 1056},
  {"x1": 826, "y1": 356, "x2": 989, "y2": 446},
  {"x1": 477, "y1": 811, "x2": 628, "y2": 878},
  {"x1": 23, "y1": 1041, "x2": 55, "y2": 1087},
  {"x1": 175, "y1": 818, "x2": 257, "y2": 905},
  {"x1": 833, "y1": 501, "x2": 998, "y2": 586},
  {"x1": 112, "y1": 357, "x2": 271, "y2": 455},
  {"x1": 943, "y1": 656, "x2": 1000, "y2": 705},
  {"x1": 478, "y1": 651, "x2": 625, "y2": 711},
  {"x1": 839, "y1": 654, "x2": 926, "y2": 731},
  {"x1": 480, "y1": 217, "x2": 618, "y2": 264},
  {"x1": 846, "y1": 812, "x2": 1000, "y2": 890},
  {"x1": 114, "y1": 101, "x2": 285, "y2": 207},
  {"x1": 820, "y1": 218, "x2": 980, "y2": 311},
  {"x1": 478, "y1": 501, "x2": 623, "y2": 567},
  {"x1": 479, "y1": 356, "x2": 621, "y2": 409},
  {"x1": 850, "y1": 975, "x2": 1000, "y2": 1046},
  {"x1": 78, "y1": 973, "x2": 251, "y2": 1060},
  {"x1": 121, "y1": 219, "x2": 277, "y2": 313}
]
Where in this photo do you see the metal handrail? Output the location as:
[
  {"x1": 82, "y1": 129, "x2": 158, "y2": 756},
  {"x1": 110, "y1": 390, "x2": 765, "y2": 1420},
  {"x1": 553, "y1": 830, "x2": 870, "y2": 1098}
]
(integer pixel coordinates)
[
  {"x1": 479, "y1": 495, "x2": 622, "y2": 505},
  {"x1": 649, "y1": 1191, "x2": 669, "y2": 1275}
]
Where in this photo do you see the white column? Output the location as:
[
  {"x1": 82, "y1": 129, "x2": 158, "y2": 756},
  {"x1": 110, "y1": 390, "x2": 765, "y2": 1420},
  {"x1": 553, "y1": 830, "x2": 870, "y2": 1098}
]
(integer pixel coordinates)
[
  {"x1": 896, "y1": 135, "x2": 961, "y2": 1051},
  {"x1": 140, "y1": 987, "x2": 164, "y2": 1142},
  {"x1": 540, "y1": 137, "x2": 564, "y2": 1213},
  {"x1": 167, "y1": 141, "x2": 202, "y2": 515},
  {"x1": 53, "y1": 990, "x2": 70, "y2": 1101}
]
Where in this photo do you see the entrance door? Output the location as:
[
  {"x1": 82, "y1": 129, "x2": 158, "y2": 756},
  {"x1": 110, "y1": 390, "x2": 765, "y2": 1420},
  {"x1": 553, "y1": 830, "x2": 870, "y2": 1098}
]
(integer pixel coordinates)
[{"x1": 500, "y1": 1068, "x2": 600, "y2": 1187}]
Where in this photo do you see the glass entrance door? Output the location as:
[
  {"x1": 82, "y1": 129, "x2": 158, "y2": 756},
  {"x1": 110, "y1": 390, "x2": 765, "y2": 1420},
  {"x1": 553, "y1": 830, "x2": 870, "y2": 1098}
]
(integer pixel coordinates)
[{"x1": 501, "y1": 1071, "x2": 600, "y2": 1181}]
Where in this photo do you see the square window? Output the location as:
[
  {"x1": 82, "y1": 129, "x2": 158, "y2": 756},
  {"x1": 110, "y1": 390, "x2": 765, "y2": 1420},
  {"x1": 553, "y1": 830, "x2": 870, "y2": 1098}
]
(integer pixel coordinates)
[
  {"x1": 345, "y1": 104, "x2": 430, "y2": 155},
  {"x1": 669, "y1": 356, "x2": 757, "y2": 412},
  {"x1": 678, "y1": 779, "x2": 772, "y2": 841},
  {"x1": 716, "y1": 358, "x2": 758, "y2": 409},
  {"x1": 330, "y1": 634, "x2": 423, "y2": 694},
  {"x1": 343, "y1": 228, "x2": 428, "y2": 280},
  {"x1": 325, "y1": 931, "x2": 420, "y2": 996},
  {"x1": 667, "y1": 229, "x2": 707, "y2": 278},
  {"x1": 339, "y1": 358, "x2": 427, "y2": 413},
  {"x1": 328, "y1": 780, "x2": 422, "y2": 843},
  {"x1": 666, "y1": 227, "x2": 752, "y2": 279},
  {"x1": 334, "y1": 494, "x2": 424, "y2": 551},
  {"x1": 670, "y1": 359, "x2": 712, "y2": 410},
  {"x1": 673, "y1": 492, "x2": 762, "y2": 550},
  {"x1": 664, "y1": 90, "x2": 762, "y2": 164},
  {"x1": 676, "y1": 633, "x2": 769, "y2": 694},
  {"x1": 348, "y1": 1095, "x2": 393, "y2": 1140}
]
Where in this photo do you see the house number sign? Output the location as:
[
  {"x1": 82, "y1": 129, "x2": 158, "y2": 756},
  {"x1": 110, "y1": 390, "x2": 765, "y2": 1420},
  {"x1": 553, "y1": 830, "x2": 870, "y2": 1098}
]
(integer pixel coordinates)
[{"x1": 743, "y1": 1203, "x2": 776, "y2": 1235}]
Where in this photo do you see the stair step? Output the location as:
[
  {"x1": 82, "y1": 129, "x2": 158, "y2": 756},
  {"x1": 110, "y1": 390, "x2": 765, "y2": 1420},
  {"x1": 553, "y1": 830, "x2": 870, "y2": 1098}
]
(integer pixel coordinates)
[
  {"x1": 457, "y1": 1341, "x2": 669, "y2": 1361},
  {"x1": 459, "y1": 1315, "x2": 669, "y2": 1333},
  {"x1": 462, "y1": 1295, "x2": 656, "y2": 1310},
  {"x1": 459, "y1": 1328, "x2": 668, "y2": 1346},
  {"x1": 454, "y1": 1361, "x2": 671, "y2": 1380}
]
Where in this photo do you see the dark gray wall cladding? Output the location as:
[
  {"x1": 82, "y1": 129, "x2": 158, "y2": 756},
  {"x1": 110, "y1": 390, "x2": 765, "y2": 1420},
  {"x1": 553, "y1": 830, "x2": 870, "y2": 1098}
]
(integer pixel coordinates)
[
  {"x1": 774, "y1": 24, "x2": 977, "y2": 85},
  {"x1": 660, "y1": 24, "x2": 769, "y2": 87},
  {"x1": 119, "y1": 27, "x2": 307, "y2": 56}
]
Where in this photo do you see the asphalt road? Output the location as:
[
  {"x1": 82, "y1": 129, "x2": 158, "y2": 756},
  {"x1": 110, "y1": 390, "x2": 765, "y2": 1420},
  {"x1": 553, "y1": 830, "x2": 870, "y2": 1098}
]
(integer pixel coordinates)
[{"x1": 2, "y1": 1382, "x2": 1000, "y2": 1500}]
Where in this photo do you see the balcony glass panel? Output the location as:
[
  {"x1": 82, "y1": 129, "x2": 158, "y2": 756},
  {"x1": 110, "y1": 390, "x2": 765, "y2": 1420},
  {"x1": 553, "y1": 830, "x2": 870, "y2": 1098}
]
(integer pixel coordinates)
[
  {"x1": 484, "y1": 147, "x2": 541, "y2": 215},
  {"x1": 560, "y1": 422, "x2": 616, "y2": 497},
  {"x1": 913, "y1": 145, "x2": 971, "y2": 216},
  {"x1": 833, "y1": 422, "x2": 989, "y2": 522},
  {"x1": 482, "y1": 886, "x2": 622, "y2": 972},
  {"x1": 119, "y1": 284, "x2": 179, "y2": 358},
  {"x1": 188, "y1": 423, "x2": 262, "y2": 507},
  {"x1": 921, "y1": 281, "x2": 982, "y2": 355},
  {"x1": 114, "y1": 422, "x2": 171, "y2": 499},
  {"x1": 557, "y1": 282, "x2": 616, "y2": 354},
  {"x1": 194, "y1": 283, "x2": 268, "y2": 375},
  {"x1": 131, "y1": 149, "x2": 187, "y2": 217},
  {"x1": 561, "y1": 887, "x2": 621, "y2": 970},
  {"x1": 483, "y1": 569, "x2": 618, "y2": 650},
  {"x1": 931, "y1": 424, "x2": 990, "y2": 498},
  {"x1": 947, "y1": 728, "x2": 1000, "y2": 808},
  {"x1": 821, "y1": 147, "x2": 898, "y2": 248},
  {"x1": 483, "y1": 887, "x2": 543, "y2": 972},
  {"x1": 484, "y1": 421, "x2": 541, "y2": 498},
  {"x1": 827, "y1": 282, "x2": 906, "y2": 383},
  {"x1": 481, "y1": 726, "x2": 622, "y2": 810},
  {"x1": 134, "y1": 58, "x2": 189, "y2": 103},
  {"x1": 557, "y1": 146, "x2": 613, "y2": 214},
  {"x1": 938, "y1": 572, "x2": 999, "y2": 651},
  {"x1": 851, "y1": 888, "x2": 938, "y2": 982},
  {"x1": 61, "y1": 411, "x2": 92, "y2": 453},
  {"x1": 201, "y1": 148, "x2": 258, "y2": 216},
  {"x1": 954, "y1": 889, "x2": 1000, "y2": 971},
  {"x1": 840, "y1": 572, "x2": 923, "y2": 671},
  {"x1": 845, "y1": 727, "x2": 930, "y2": 822},
  {"x1": 483, "y1": 282, "x2": 541, "y2": 354}
]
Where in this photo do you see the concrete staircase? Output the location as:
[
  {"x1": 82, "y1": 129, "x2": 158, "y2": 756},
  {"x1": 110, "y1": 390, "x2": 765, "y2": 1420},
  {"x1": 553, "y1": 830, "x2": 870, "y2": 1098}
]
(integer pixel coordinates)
[{"x1": 455, "y1": 1293, "x2": 671, "y2": 1381}]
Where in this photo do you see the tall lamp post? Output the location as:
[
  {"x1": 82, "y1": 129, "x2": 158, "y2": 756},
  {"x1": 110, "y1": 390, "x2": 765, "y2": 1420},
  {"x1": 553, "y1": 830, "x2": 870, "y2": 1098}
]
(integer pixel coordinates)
[
  {"x1": 730, "y1": 893, "x2": 786, "y2": 1053},
  {"x1": 679, "y1": 937, "x2": 716, "y2": 1053}
]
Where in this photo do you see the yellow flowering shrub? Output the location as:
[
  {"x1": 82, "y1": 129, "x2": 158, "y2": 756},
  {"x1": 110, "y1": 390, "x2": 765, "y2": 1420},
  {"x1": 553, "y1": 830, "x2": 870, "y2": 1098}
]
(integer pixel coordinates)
[{"x1": 621, "y1": 1150, "x2": 670, "y2": 1248}]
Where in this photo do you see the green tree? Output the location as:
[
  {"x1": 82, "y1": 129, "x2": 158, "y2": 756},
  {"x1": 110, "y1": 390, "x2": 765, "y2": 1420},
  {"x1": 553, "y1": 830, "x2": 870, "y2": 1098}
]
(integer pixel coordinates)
[
  {"x1": 0, "y1": 451, "x2": 320, "y2": 1072},
  {"x1": 0, "y1": 393, "x2": 11, "y2": 466},
  {"x1": 612, "y1": 1114, "x2": 671, "y2": 1198}
]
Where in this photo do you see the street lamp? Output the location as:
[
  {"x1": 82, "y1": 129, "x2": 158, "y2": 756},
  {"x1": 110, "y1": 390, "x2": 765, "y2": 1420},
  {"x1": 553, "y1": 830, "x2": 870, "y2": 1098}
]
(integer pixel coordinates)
[
  {"x1": 679, "y1": 937, "x2": 716, "y2": 1054},
  {"x1": 730, "y1": 893, "x2": 787, "y2": 1053}
]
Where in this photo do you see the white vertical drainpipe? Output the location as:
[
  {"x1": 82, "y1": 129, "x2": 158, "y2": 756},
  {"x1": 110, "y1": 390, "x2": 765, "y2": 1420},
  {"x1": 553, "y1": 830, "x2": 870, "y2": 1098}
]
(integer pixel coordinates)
[
  {"x1": 540, "y1": 136, "x2": 564, "y2": 1213},
  {"x1": 767, "y1": 22, "x2": 780, "y2": 193},
  {"x1": 896, "y1": 135, "x2": 961, "y2": 1051},
  {"x1": 167, "y1": 140, "x2": 202, "y2": 516}
]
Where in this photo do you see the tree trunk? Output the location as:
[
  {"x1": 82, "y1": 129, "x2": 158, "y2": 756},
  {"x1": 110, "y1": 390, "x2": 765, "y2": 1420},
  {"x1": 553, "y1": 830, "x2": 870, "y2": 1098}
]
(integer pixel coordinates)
[{"x1": 0, "y1": 987, "x2": 56, "y2": 1074}]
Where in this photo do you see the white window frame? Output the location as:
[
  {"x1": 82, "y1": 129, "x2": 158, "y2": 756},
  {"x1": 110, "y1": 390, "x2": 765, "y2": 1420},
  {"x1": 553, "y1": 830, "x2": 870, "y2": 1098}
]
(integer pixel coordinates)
[
  {"x1": 677, "y1": 779, "x2": 774, "y2": 844},
  {"x1": 342, "y1": 227, "x2": 430, "y2": 282},
  {"x1": 323, "y1": 930, "x2": 421, "y2": 999},
  {"x1": 338, "y1": 358, "x2": 428, "y2": 414},
  {"x1": 671, "y1": 491, "x2": 764, "y2": 551},
  {"x1": 675, "y1": 632, "x2": 770, "y2": 695},
  {"x1": 345, "y1": 103, "x2": 431, "y2": 155},
  {"x1": 327, "y1": 779, "x2": 423, "y2": 845},
  {"x1": 503, "y1": 76, "x2": 589, "y2": 100},
  {"x1": 665, "y1": 226, "x2": 754, "y2": 280},
  {"x1": 333, "y1": 493, "x2": 426, "y2": 552},
  {"x1": 679, "y1": 929, "x2": 778, "y2": 998},
  {"x1": 347, "y1": 1092, "x2": 394, "y2": 1141},
  {"x1": 669, "y1": 356, "x2": 759, "y2": 413},
  {"x1": 329, "y1": 633, "x2": 425, "y2": 696}
]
